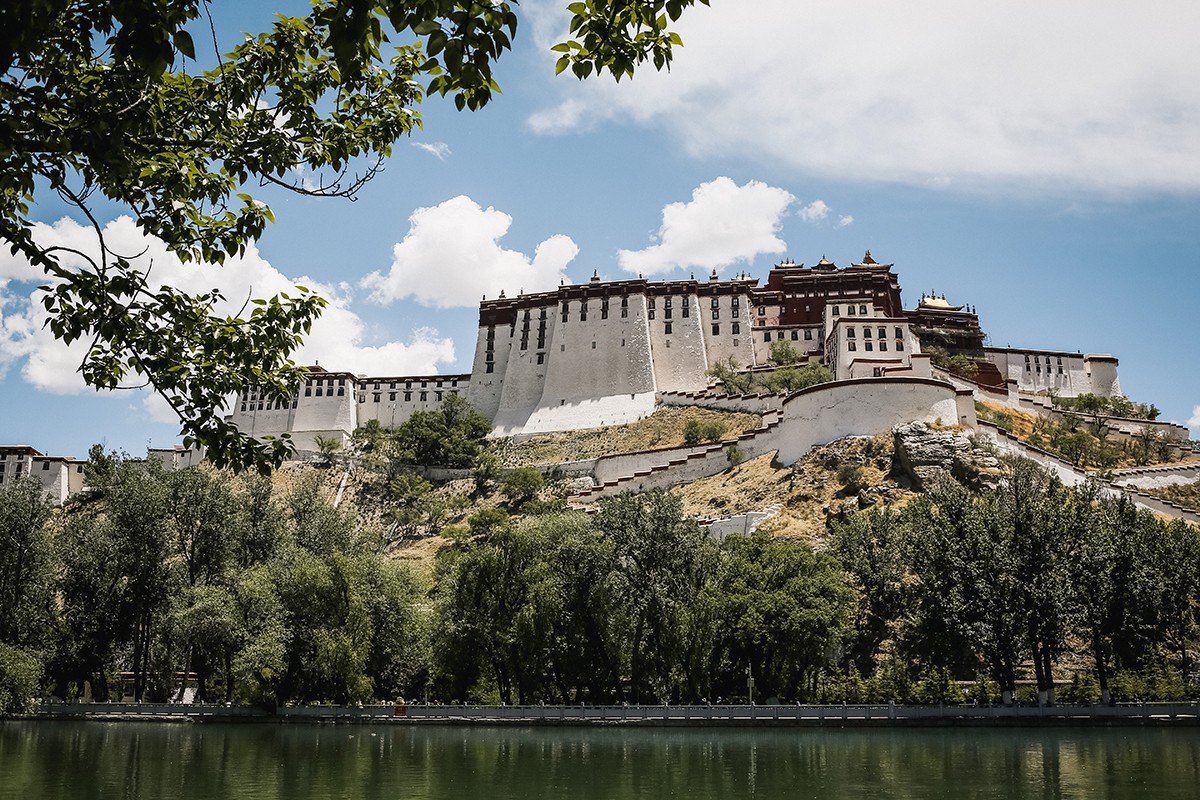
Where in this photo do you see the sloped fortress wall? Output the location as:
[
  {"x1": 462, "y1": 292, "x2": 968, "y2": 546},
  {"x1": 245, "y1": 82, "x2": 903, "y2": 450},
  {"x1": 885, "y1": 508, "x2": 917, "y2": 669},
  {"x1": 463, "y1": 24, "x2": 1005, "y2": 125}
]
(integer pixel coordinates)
[{"x1": 773, "y1": 378, "x2": 974, "y2": 465}]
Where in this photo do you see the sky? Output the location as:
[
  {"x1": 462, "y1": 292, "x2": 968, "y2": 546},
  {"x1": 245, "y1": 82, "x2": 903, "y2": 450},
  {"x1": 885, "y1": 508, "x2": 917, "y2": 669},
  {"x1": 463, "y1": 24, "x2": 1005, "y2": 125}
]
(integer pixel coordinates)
[{"x1": 2, "y1": 0, "x2": 1198, "y2": 460}]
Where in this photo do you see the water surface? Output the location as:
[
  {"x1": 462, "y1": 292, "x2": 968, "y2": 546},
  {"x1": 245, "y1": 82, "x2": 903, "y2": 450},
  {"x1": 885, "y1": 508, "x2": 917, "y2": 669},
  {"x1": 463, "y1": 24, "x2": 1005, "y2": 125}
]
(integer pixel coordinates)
[{"x1": 2, "y1": 721, "x2": 1198, "y2": 799}]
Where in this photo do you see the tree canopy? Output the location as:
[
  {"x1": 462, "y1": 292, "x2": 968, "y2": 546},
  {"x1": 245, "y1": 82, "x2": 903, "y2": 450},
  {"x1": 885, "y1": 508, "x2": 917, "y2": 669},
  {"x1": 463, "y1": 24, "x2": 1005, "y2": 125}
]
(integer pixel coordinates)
[{"x1": 1, "y1": 0, "x2": 708, "y2": 472}]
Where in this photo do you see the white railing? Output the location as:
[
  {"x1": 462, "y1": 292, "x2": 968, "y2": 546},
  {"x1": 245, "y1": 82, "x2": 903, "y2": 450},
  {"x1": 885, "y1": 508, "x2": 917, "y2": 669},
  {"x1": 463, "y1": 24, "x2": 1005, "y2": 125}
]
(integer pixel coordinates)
[{"x1": 32, "y1": 701, "x2": 1200, "y2": 723}]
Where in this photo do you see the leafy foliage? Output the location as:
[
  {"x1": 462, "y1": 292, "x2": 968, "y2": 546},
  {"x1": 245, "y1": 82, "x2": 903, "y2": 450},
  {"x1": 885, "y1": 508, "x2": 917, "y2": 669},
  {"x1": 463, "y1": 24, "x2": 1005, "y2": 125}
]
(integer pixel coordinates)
[{"x1": 2, "y1": 0, "x2": 705, "y2": 472}]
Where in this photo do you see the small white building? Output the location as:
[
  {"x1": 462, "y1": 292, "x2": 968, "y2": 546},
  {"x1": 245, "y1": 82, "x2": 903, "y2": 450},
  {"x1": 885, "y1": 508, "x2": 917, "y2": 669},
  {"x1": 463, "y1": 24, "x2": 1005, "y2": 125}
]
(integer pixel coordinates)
[
  {"x1": 823, "y1": 296, "x2": 928, "y2": 381},
  {"x1": 0, "y1": 445, "x2": 87, "y2": 505}
]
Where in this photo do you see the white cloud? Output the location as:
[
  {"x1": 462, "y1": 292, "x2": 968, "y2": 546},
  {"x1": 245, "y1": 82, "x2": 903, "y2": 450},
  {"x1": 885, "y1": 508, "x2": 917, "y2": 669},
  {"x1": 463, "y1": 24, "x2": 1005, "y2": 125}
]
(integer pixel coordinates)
[
  {"x1": 617, "y1": 177, "x2": 795, "y2": 275},
  {"x1": 0, "y1": 216, "x2": 456, "y2": 399},
  {"x1": 797, "y1": 201, "x2": 830, "y2": 222},
  {"x1": 361, "y1": 195, "x2": 577, "y2": 308},
  {"x1": 527, "y1": 1, "x2": 1200, "y2": 193},
  {"x1": 1189, "y1": 405, "x2": 1200, "y2": 433},
  {"x1": 838, "y1": 215, "x2": 855, "y2": 228},
  {"x1": 412, "y1": 141, "x2": 452, "y2": 160}
]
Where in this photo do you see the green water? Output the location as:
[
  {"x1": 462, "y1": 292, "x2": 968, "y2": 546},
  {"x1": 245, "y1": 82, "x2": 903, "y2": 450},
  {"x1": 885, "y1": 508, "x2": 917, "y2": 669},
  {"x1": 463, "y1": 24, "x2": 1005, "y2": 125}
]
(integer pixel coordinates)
[{"x1": 2, "y1": 722, "x2": 1199, "y2": 799}]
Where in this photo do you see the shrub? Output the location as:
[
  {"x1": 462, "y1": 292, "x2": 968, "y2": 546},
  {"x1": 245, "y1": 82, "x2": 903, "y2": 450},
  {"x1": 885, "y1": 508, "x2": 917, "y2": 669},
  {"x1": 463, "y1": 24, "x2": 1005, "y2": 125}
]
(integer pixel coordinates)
[
  {"x1": 683, "y1": 419, "x2": 728, "y2": 446},
  {"x1": 500, "y1": 467, "x2": 545, "y2": 508}
]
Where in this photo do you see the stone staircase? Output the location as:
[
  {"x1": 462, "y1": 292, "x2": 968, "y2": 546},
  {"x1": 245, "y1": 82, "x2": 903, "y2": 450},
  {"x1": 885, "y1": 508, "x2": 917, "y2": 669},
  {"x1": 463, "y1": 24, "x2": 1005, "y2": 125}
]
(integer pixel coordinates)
[{"x1": 570, "y1": 409, "x2": 783, "y2": 503}]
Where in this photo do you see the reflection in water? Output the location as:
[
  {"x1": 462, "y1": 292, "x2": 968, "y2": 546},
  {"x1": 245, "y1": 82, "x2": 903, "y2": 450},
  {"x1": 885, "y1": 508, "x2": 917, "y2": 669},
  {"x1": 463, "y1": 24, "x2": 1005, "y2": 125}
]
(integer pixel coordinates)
[{"x1": 1, "y1": 722, "x2": 1199, "y2": 800}]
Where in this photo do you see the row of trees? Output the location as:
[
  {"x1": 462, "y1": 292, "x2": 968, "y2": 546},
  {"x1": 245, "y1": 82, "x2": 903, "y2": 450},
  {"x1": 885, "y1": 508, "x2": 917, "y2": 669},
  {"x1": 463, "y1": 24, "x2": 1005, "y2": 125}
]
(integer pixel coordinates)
[
  {"x1": 831, "y1": 460, "x2": 1200, "y2": 704},
  {"x1": 0, "y1": 456, "x2": 424, "y2": 711},
  {"x1": 3, "y1": 453, "x2": 1198, "y2": 712}
]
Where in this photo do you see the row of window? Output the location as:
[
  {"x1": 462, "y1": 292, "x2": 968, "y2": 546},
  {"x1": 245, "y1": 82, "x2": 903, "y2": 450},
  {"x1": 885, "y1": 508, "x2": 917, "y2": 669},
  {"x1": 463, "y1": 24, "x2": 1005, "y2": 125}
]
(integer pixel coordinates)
[
  {"x1": 1024, "y1": 354, "x2": 1065, "y2": 366},
  {"x1": 1026, "y1": 365, "x2": 1066, "y2": 375},
  {"x1": 241, "y1": 399, "x2": 300, "y2": 412},
  {"x1": 847, "y1": 341, "x2": 902, "y2": 352},
  {"x1": 831, "y1": 304, "x2": 871, "y2": 316},
  {"x1": 845, "y1": 327, "x2": 904, "y2": 339},
  {"x1": 361, "y1": 389, "x2": 454, "y2": 403}
]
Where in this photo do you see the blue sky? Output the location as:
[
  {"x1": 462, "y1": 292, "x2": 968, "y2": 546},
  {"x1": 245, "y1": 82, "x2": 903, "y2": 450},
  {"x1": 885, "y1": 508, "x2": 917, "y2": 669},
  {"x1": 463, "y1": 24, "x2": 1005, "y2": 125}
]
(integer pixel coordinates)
[{"x1": 2, "y1": 0, "x2": 1198, "y2": 459}]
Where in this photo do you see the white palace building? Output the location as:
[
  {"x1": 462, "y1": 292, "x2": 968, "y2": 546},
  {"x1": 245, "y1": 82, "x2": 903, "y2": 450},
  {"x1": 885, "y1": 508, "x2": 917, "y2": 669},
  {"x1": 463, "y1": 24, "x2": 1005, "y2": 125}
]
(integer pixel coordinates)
[{"x1": 228, "y1": 253, "x2": 1124, "y2": 453}]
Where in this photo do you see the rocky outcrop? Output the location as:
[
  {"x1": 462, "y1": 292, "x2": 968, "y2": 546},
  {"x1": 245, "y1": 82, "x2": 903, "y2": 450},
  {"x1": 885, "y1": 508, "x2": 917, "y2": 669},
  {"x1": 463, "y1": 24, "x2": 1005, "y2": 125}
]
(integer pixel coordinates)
[{"x1": 893, "y1": 421, "x2": 1001, "y2": 490}]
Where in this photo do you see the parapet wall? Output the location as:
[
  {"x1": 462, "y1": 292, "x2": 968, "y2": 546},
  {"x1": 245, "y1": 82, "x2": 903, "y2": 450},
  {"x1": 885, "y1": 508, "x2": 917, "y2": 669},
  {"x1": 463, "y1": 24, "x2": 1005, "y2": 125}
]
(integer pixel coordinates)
[{"x1": 773, "y1": 378, "x2": 973, "y2": 465}]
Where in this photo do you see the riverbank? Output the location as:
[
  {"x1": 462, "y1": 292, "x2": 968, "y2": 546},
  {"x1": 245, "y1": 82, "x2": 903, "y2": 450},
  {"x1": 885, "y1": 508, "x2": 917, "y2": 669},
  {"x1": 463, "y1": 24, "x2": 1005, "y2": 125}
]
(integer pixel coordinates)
[{"x1": 13, "y1": 701, "x2": 1200, "y2": 727}]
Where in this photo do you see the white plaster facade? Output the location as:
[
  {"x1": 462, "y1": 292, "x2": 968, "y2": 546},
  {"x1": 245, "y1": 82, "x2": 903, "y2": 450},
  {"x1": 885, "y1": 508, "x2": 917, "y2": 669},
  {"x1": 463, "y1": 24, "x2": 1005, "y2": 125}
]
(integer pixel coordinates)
[
  {"x1": 0, "y1": 446, "x2": 86, "y2": 504},
  {"x1": 984, "y1": 348, "x2": 1121, "y2": 398},
  {"x1": 220, "y1": 258, "x2": 1124, "y2": 449}
]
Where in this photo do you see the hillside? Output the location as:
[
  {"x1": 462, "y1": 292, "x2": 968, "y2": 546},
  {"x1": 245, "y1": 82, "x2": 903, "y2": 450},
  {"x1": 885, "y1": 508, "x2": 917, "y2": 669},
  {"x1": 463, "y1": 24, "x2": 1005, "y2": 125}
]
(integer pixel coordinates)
[{"x1": 495, "y1": 405, "x2": 762, "y2": 466}]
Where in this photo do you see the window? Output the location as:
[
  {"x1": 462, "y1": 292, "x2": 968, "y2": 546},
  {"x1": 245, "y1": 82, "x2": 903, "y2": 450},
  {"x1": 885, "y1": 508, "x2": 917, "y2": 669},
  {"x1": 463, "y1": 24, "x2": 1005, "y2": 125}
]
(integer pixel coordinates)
[
  {"x1": 879, "y1": 341, "x2": 888, "y2": 352},
  {"x1": 897, "y1": 340, "x2": 904, "y2": 351},
  {"x1": 649, "y1": 309, "x2": 656, "y2": 320},
  {"x1": 537, "y1": 337, "x2": 545, "y2": 349},
  {"x1": 895, "y1": 327, "x2": 904, "y2": 339},
  {"x1": 712, "y1": 324, "x2": 720, "y2": 336},
  {"x1": 859, "y1": 304, "x2": 867, "y2": 315},
  {"x1": 682, "y1": 303, "x2": 689, "y2": 318},
  {"x1": 315, "y1": 387, "x2": 323, "y2": 396},
  {"x1": 664, "y1": 296, "x2": 672, "y2": 308},
  {"x1": 791, "y1": 331, "x2": 799, "y2": 340},
  {"x1": 711, "y1": 297, "x2": 719, "y2": 309},
  {"x1": 758, "y1": 306, "x2": 766, "y2": 316},
  {"x1": 712, "y1": 309, "x2": 719, "y2": 320},
  {"x1": 847, "y1": 305, "x2": 856, "y2": 316},
  {"x1": 486, "y1": 363, "x2": 495, "y2": 373},
  {"x1": 601, "y1": 302, "x2": 609, "y2": 319},
  {"x1": 373, "y1": 392, "x2": 381, "y2": 403},
  {"x1": 847, "y1": 327, "x2": 856, "y2": 338},
  {"x1": 764, "y1": 332, "x2": 771, "y2": 342},
  {"x1": 389, "y1": 392, "x2": 396, "y2": 401},
  {"x1": 42, "y1": 462, "x2": 49, "y2": 470},
  {"x1": 304, "y1": 387, "x2": 312, "y2": 396},
  {"x1": 520, "y1": 340, "x2": 528, "y2": 351},
  {"x1": 878, "y1": 327, "x2": 886, "y2": 339},
  {"x1": 536, "y1": 353, "x2": 545, "y2": 365},
  {"x1": 865, "y1": 342, "x2": 874, "y2": 351},
  {"x1": 337, "y1": 386, "x2": 345, "y2": 396},
  {"x1": 777, "y1": 332, "x2": 785, "y2": 340},
  {"x1": 420, "y1": 391, "x2": 428, "y2": 400},
  {"x1": 436, "y1": 391, "x2": 443, "y2": 401},
  {"x1": 832, "y1": 305, "x2": 840, "y2": 316},
  {"x1": 592, "y1": 341, "x2": 597, "y2": 349},
  {"x1": 404, "y1": 392, "x2": 412, "y2": 401},
  {"x1": 732, "y1": 322, "x2": 740, "y2": 335},
  {"x1": 580, "y1": 306, "x2": 587, "y2": 322},
  {"x1": 664, "y1": 322, "x2": 673, "y2": 334},
  {"x1": 664, "y1": 308, "x2": 672, "y2": 320},
  {"x1": 864, "y1": 328, "x2": 872, "y2": 339},
  {"x1": 848, "y1": 341, "x2": 857, "y2": 351},
  {"x1": 1025, "y1": 354, "x2": 1031, "y2": 362},
  {"x1": 804, "y1": 329, "x2": 813, "y2": 340}
]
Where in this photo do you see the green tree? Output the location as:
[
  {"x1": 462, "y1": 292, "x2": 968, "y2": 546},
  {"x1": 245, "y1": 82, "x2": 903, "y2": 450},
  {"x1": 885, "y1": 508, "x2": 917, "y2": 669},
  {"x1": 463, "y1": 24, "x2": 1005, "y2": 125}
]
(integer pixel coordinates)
[
  {"x1": 394, "y1": 393, "x2": 492, "y2": 467},
  {"x1": 3, "y1": 1, "x2": 707, "y2": 472},
  {"x1": 0, "y1": 478, "x2": 56, "y2": 649},
  {"x1": 594, "y1": 491, "x2": 709, "y2": 702},
  {"x1": 500, "y1": 467, "x2": 545, "y2": 510},
  {"x1": 767, "y1": 339, "x2": 802, "y2": 366},
  {"x1": 707, "y1": 532, "x2": 853, "y2": 702},
  {"x1": 829, "y1": 508, "x2": 909, "y2": 672}
]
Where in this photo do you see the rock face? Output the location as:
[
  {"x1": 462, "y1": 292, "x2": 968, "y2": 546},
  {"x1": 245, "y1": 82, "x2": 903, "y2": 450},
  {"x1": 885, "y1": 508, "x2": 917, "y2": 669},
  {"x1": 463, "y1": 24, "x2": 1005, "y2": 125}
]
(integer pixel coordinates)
[{"x1": 893, "y1": 421, "x2": 1001, "y2": 490}]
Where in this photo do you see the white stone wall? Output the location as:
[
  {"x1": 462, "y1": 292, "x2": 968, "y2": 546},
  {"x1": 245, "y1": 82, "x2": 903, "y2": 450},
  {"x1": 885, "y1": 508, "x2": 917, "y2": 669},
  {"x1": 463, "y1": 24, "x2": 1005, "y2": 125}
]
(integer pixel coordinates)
[
  {"x1": 773, "y1": 378, "x2": 968, "y2": 465},
  {"x1": 489, "y1": 295, "x2": 660, "y2": 436},
  {"x1": 647, "y1": 293, "x2": 709, "y2": 393},
  {"x1": 356, "y1": 376, "x2": 467, "y2": 429},
  {"x1": 466, "y1": 323, "x2": 511, "y2": 421},
  {"x1": 699, "y1": 292, "x2": 757, "y2": 368},
  {"x1": 984, "y1": 348, "x2": 1120, "y2": 398}
]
